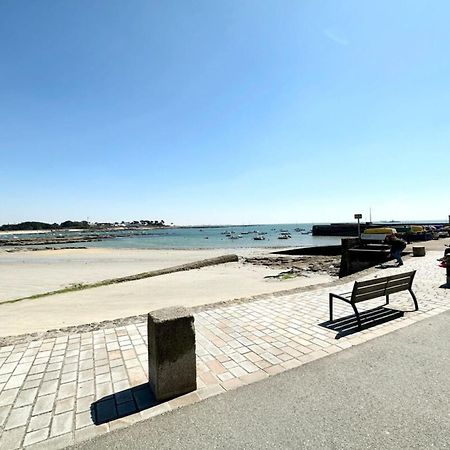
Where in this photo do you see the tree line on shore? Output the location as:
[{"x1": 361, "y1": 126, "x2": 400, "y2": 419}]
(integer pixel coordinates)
[{"x1": 0, "y1": 220, "x2": 166, "y2": 231}]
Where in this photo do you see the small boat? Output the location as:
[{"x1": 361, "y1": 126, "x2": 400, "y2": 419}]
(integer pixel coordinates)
[
  {"x1": 254, "y1": 234, "x2": 266, "y2": 241},
  {"x1": 278, "y1": 234, "x2": 290, "y2": 240},
  {"x1": 294, "y1": 228, "x2": 305, "y2": 232}
]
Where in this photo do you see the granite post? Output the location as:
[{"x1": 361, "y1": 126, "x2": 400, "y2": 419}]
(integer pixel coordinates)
[
  {"x1": 412, "y1": 246, "x2": 426, "y2": 257},
  {"x1": 147, "y1": 306, "x2": 197, "y2": 401}
]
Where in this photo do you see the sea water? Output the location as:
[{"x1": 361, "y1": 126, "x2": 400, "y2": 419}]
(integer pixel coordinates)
[
  {"x1": 1, "y1": 224, "x2": 342, "y2": 249},
  {"x1": 76, "y1": 224, "x2": 341, "y2": 249}
]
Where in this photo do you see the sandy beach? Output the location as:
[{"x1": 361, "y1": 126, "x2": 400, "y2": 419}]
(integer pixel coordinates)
[
  {"x1": 2, "y1": 238, "x2": 447, "y2": 338},
  {"x1": 0, "y1": 247, "x2": 334, "y2": 337}
]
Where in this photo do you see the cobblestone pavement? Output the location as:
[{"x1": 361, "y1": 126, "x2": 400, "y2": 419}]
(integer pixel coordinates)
[{"x1": 0, "y1": 252, "x2": 448, "y2": 449}]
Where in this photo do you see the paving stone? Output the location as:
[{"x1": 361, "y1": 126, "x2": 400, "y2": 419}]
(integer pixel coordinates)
[
  {"x1": 43, "y1": 371, "x2": 60, "y2": 382},
  {"x1": 0, "y1": 372, "x2": 10, "y2": 383},
  {"x1": 5, "y1": 404, "x2": 32, "y2": 430},
  {"x1": 76, "y1": 395, "x2": 94, "y2": 413},
  {"x1": 57, "y1": 382, "x2": 77, "y2": 400},
  {"x1": 0, "y1": 388, "x2": 19, "y2": 407},
  {"x1": 60, "y1": 371, "x2": 77, "y2": 384},
  {"x1": 23, "y1": 427, "x2": 49, "y2": 446},
  {"x1": 39, "y1": 380, "x2": 59, "y2": 396},
  {"x1": 75, "y1": 410, "x2": 94, "y2": 429},
  {"x1": 0, "y1": 425, "x2": 26, "y2": 449},
  {"x1": 50, "y1": 410, "x2": 74, "y2": 437},
  {"x1": 77, "y1": 380, "x2": 95, "y2": 398},
  {"x1": 27, "y1": 432, "x2": 74, "y2": 450},
  {"x1": 32, "y1": 393, "x2": 55, "y2": 415},
  {"x1": 4, "y1": 373, "x2": 27, "y2": 390},
  {"x1": 0, "y1": 404, "x2": 12, "y2": 427},
  {"x1": 28, "y1": 364, "x2": 47, "y2": 376},
  {"x1": 13, "y1": 363, "x2": 33, "y2": 376},
  {"x1": 28, "y1": 412, "x2": 52, "y2": 432},
  {"x1": 15, "y1": 387, "x2": 38, "y2": 407},
  {"x1": 22, "y1": 378, "x2": 42, "y2": 390},
  {"x1": 55, "y1": 396, "x2": 75, "y2": 414}
]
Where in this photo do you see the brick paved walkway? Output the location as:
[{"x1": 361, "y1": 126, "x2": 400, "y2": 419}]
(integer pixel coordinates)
[{"x1": 0, "y1": 252, "x2": 449, "y2": 449}]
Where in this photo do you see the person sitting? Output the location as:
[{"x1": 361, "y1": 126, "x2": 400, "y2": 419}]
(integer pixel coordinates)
[
  {"x1": 438, "y1": 245, "x2": 450, "y2": 267},
  {"x1": 385, "y1": 233, "x2": 407, "y2": 267}
]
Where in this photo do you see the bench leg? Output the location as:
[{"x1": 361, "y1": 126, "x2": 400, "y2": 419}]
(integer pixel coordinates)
[
  {"x1": 409, "y1": 289, "x2": 419, "y2": 311},
  {"x1": 329, "y1": 294, "x2": 333, "y2": 322},
  {"x1": 351, "y1": 303, "x2": 362, "y2": 330},
  {"x1": 385, "y1": 294, "x2": 390, "y2": 306}
]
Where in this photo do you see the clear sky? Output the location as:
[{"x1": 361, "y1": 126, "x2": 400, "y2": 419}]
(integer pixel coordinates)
[{"x1": 1, "y1": 1, "x2": 449, "y2": 225}]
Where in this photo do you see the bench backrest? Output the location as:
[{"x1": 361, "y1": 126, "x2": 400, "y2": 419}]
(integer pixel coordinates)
[{"x1": 351, "y1": 270, "x2": 416, "y2": 304}]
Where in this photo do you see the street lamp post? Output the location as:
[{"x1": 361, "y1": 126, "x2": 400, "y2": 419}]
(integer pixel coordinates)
[{"x1": 354, "y1": 213, "x2": 362, "y2": 241}]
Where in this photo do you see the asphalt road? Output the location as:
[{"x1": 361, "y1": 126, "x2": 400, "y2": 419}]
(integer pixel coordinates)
[{"x1": 73, "y1": 310, "x2": 450, "y2": 449}]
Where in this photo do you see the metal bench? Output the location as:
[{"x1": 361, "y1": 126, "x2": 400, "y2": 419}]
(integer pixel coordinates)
[{"x1": 329, "y1": 270, "x2": 418, "y2": 330}]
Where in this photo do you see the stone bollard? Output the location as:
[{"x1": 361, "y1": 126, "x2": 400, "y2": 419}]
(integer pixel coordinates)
[
  {"x1": 147, "y1": 306, "x2": 197, "y2": 401},
  {"x1": 412, "y1": 246, "x2": 426, "y2": 257}
]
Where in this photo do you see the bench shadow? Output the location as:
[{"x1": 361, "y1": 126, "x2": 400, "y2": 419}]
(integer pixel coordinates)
[
  {"x1": 375, "y1": 263, "x2": 400, "y2": 270},
  {"x1": 439, "y1": 283, "x2": 450, "y2": 289},
  {"x1": 91, "y1": 383, "x2": 161, "y2": 425},
  {"x1": 319, "y1": 306, "x2": 405, "y2": 339}
]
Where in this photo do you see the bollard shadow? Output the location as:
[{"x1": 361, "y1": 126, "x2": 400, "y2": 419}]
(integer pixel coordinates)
[
  {"x1": 91, "y1": 383, "x2": 161, "y2": 425},
  {"x1": 319, "y1": 306, "x2": 404, "y2": 339}
]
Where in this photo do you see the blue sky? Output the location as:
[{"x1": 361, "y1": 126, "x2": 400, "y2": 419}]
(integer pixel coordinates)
[{"x1": 1, "y1": 1, "x2": 449, "y2": 225}]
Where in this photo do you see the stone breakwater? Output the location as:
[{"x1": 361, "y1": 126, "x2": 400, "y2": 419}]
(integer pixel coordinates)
[{"x1": 0, "y1": 235, "x2": 112, "y2": 247}]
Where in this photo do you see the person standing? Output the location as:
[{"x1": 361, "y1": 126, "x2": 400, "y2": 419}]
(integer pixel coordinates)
[{"x1": 385, "y1": 233, "x2": 407, "y2": 266}]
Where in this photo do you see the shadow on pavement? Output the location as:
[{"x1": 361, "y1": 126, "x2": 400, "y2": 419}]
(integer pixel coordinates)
[
  {"x1": 320, "y1": 306, "x2": 404, "y2": 338},
  {"x1": 375, "y1": 263, "x2": 402, "y2": 270},
  {"x1": 91, "y1": 383, "x2": 161, "y2": 425}
]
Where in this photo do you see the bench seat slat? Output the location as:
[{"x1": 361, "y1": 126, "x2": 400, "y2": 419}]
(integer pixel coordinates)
[
  {"x1": 355, "y1": 270, "x2": 416, "y2": 289},
  {"x1": 354, "y1": 290, "x2": 388, "y2": 303},
  {"x1": 387, "y1": 270, "x2": 416, "y2": 282},
  {"x1": 355, "y1": 277, "x2": 389, "y2": 288},
  {"x1": 387, "y1": 279, "x2": 411, "y2": 289},
  {"x1": 355, "y1": 284, "x2": 387, "y2": 296},
  {"x1": 386, "y1": 284, "x2": 411, "y2": 295}
]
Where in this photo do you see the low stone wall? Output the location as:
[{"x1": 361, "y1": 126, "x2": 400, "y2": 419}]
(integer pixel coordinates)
[{"x1": 339, "y1": 238, "x2": 390, "y2": 278}]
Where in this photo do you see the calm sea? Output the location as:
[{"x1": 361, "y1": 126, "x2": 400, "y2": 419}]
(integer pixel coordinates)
[
  {"x1": 1, "y1": 224, "x2": 343, "y2": 249},
  {"x1": 77, "y1": 224, "x2": 340, "y2": 249}
]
